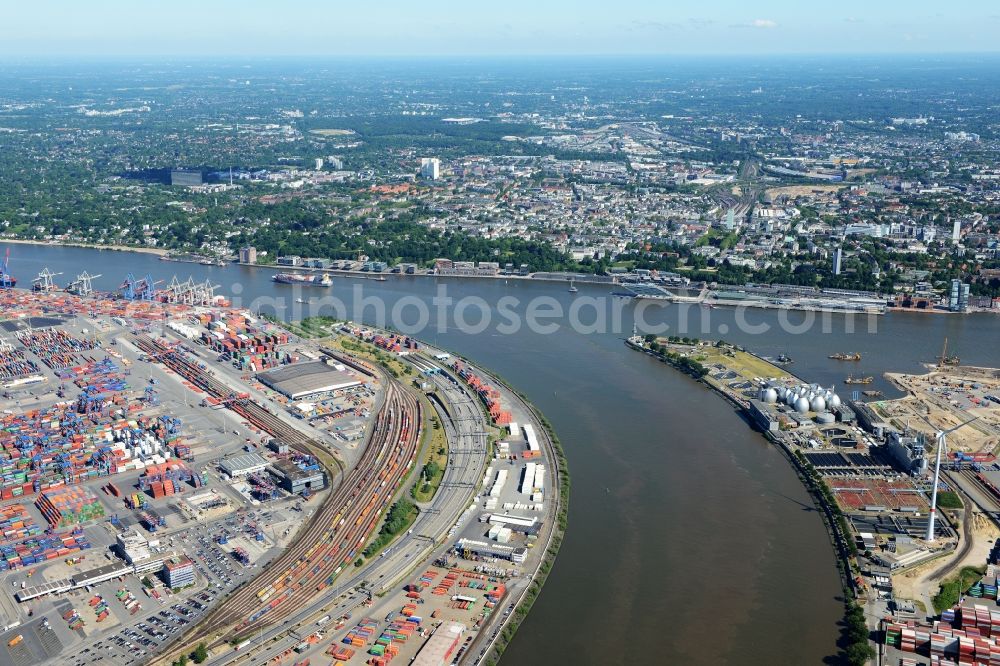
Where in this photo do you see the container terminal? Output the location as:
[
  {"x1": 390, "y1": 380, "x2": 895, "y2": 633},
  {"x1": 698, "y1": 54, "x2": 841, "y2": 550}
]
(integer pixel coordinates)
[
  {"x1": 0, "y1": 281, "x2": 560, "y2": 666},
  {"x1": 629, "y1": 333, "x2": 1000, "y2": 665}
]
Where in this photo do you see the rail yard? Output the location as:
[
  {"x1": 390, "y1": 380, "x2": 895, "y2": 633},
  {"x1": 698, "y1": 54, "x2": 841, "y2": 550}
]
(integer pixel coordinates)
[{"x1": 0, "y1": 285, "x2": 560, "y2": 666}]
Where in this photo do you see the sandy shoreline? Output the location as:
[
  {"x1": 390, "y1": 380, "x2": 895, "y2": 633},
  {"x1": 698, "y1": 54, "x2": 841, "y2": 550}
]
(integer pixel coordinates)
[{"x1": 0, "y1": 237, "x2": 170, "y2": 257}]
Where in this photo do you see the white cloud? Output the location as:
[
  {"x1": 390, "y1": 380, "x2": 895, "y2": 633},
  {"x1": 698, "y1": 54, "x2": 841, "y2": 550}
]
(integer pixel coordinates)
[{"x1": 751, "y1": 19, "x2": 778, "y2": 29}]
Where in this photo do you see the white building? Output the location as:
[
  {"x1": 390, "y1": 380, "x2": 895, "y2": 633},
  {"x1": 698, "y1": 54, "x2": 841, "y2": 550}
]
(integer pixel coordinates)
[
  {"x1": 420, "y1": 157, "x2": 441, "y2": 180},
  {"x1": 219, "y1": 453, "x2": 269, "y2": 478}
]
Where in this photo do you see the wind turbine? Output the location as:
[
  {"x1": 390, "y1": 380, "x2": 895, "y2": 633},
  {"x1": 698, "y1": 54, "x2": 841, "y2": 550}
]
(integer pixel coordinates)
[{"x1": 924, "y1": 415, "x2": 979, "y2": 542}]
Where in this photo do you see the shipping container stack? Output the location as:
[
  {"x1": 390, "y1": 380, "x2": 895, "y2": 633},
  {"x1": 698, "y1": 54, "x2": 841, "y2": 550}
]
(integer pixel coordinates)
[
  {"x1": 137, "y1": 510, "x2": 165, "y2": 533},
  {"x1": 432, "y1": 571, "x2": 459, "y2": 596},
  {"x1": 15, "y1": 329, "x2": 99, "y2": 374},
  {"x1": 0, "y1": 527, "x2": 90, "y2": 571},
  {"x1": 139, "y1": 461, "x2": 195, "y2": 498},
  {"x1": 0, "y1": 342, "x2": 41, "y2": 384},
  {"x1": 451, "y1": 362, "x2": 512, "y2": 426},
  {"x1": 248, "y1": 471, "x2": 280, "y2": 502},
  {"x1": 326, "y1": 645, "x2": 355, "y2": 662},
  {"x1": 36, "y1": 486, "x2": 105, "y2": 527},
  {"x1": 342, "y1": 618, "x2": 379, "y2": 648},
  {"x1": 198, "y1": 313, "x2": 289, "y2": 373},
  {"x1": 368, "y1": 611, "x2": 418, "y2": 663},
  {"x1": 0, "y1": 504, "x2": 43, "y2": 544},
  {"x1": 370, "y1": 334, "x2": 419, "y2": 354},
  {"x1": 0, "y1": 360, "x2": 182, "y2": 500},
  {"x1": 887, "y1": 600, "x2": 1000, "y2": 664}
]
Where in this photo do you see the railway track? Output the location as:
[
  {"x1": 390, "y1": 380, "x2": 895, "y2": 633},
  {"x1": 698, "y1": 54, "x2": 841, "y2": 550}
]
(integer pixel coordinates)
[{"x1": 132, "y1": 335, "x2": 422, "y2": 651}]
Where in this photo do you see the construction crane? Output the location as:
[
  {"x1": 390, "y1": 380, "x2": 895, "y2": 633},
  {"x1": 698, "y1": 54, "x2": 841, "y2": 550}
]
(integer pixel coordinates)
[
  {"x1": 31, "y1": 268, "x2": 62, "y2": 292},
  {"x1": 938, "y1": 337, "x2": 960, "y2": 367},
  {"x1": 66, "y1": 272, "x2": 102, "y2": 296},
  {"x1": 119, "y1": 273, "x2": 162, "y2": 301},
  {"x1": 0, "y1": 248, "x2": 15, "y2": 289}
]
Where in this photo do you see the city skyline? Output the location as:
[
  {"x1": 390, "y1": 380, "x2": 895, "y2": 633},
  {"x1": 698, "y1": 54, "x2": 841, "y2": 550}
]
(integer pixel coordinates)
[{"x1": 1, "y1": 0, "x2": 999, "y2": 57}]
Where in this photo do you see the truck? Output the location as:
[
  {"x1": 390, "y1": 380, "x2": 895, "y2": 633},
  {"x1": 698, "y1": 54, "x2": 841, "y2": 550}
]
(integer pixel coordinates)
[{"x1": 316, "y1": 615, "x2": 330, "y2": 626}]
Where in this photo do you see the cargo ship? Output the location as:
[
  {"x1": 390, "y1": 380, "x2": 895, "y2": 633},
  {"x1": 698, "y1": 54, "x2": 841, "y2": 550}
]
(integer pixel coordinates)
[
  {"x1": 272, "y1": 273, "x2": 332, "y2": 287},
  {"x1": 829, "y1": 352, "x2": 862, "y2": 361}
]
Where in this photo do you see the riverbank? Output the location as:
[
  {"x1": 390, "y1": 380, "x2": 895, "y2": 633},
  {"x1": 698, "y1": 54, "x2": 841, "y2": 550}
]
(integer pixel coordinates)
[
  {"x1": 0, "y1": 237, "x2": 170, "y2": 257},
  {"x1": 237, "y1": 260, "x2": 617, "y2": 286},
  {"x1": 625, "y1": 335, "x2": 876, "y2": 662}
]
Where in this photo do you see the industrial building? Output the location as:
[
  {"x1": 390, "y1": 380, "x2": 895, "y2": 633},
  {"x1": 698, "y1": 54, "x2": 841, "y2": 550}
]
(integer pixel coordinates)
[
  {"x1": 851, "y1": 401, "x2": 891, "y2": 437},
  {"x1": 887, "y1": 430, "x2": 929, "y2": 475},
  {"x1": 412, "y1": 621, "x2": 465, "y2": 666},
  {"x1": 485, "y1": 513, "x2": 541, "y2": 536},
  {"x1": 170, "y1": 169, "x2": 203, "y2": 187},
  {"x1": 268, "y1": 459, "x2": 326, "y2": 494},
  {"x1": 219, "y1": 452, "x2": 269, "y2": 479},
  {"x1": 162, "y1": 556, "x2": 195, "y2": 588},
  {"x1": 748, "y1": 399, "x2": 781, "y2": 432},
  {"x1": 256, "y1": 361, "x2": 361, "y2": 400},
  {"x1": 455, "y1": 538, "x2": 527, "y2": 563}
]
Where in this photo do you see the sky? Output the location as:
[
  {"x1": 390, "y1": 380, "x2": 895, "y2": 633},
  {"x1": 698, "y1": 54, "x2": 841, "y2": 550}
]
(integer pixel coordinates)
[{"x1": 1, "y1": 0, "x2": 998, "y2": 57}]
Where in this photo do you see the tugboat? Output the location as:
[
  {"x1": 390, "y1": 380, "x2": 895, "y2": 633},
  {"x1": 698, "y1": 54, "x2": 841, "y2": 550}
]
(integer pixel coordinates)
[{"x1": 829, "y1": 352, "x2": 862, "y2": 361}]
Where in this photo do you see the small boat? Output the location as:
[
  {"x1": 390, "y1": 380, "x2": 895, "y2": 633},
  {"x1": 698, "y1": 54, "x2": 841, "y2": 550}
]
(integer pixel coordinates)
[
  {"x1": 568, "y1": 279, "x2": 578, "y2": 293},
  {"x1": 776, "y1": 354, "x2": 793, "y2": 364},
  {"x1": 829, "y1": 352, "x2": 862, "y2": 361},
  {"x1": 294, "y1": 298, "x2": 310, "y2": 304}
]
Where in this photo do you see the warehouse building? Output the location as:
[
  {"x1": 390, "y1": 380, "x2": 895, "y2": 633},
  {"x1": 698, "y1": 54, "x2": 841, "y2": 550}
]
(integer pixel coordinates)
[
  {"x1": 455, "y1": 538, "x2": 527, "y2": 564},
  {"x1": 485, "y1": 513, "x2": 541, "y2": 536},
  {"x1": 269, "y1": 459, "x2": 326, "y2": 495},
  {"x1": 219, "y1": 452, "x2": 269, "y2": 479},
  {"x1": 413, "y1": 622, "x2": 466, "y2": 666},
  {"x1": 257, "y1": 361, "x2": 361, "y2": 400}
]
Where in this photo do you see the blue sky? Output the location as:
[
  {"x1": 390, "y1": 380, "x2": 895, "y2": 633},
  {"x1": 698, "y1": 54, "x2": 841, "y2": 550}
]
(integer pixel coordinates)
[{"x1": 2, "y1": 0, "x2": 998, "y2": 57}]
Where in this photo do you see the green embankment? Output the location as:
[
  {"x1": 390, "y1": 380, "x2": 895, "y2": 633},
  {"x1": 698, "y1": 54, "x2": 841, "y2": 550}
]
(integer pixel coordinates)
[
  {"x1": 933, "y1": 565, "x2": 987, "y2": 614},
  {"x1": 361, "y1": 499, "x2": 418, "y2": 559}
]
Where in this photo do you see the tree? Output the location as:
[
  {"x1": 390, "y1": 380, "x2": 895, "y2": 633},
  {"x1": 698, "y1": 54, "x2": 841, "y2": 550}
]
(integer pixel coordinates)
[
  {"x1": 845, "y1": 641, "x2": 875, "y2": 666},
  {"x1": 192, "y1": 643, "x2": 209, "y2": 664}
]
